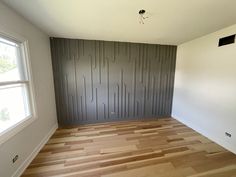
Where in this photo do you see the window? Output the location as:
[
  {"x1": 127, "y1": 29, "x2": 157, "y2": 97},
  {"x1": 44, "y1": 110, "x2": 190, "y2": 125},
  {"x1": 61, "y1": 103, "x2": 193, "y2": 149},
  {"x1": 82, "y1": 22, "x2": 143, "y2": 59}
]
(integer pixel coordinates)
[{"x1": 0, "y1": 33, "x2": 36, "y2": 143}]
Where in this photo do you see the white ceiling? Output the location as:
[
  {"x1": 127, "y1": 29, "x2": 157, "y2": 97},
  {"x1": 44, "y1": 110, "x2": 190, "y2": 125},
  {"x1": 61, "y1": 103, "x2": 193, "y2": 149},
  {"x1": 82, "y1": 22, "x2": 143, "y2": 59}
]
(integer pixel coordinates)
[{"x1": 3, "y1": 0, "x2": 236, "y2": 45}]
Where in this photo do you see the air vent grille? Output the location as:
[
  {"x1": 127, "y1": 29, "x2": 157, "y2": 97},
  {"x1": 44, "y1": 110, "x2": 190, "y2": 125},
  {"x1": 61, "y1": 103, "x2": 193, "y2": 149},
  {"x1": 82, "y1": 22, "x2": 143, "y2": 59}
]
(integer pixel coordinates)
[{"x1": 218, "y1": 35, "x2": 235, "y2": 47}]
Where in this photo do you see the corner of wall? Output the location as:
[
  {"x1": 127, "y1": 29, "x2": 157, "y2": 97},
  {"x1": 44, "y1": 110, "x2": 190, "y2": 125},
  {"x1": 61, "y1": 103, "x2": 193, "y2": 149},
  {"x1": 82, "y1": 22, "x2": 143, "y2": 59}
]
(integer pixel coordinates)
[
  {"x1": 172, "y1": 114, "x2": 236, "y2": 155},
  {"x1": 12, "y1": 123, "x2": 58, "y2": 177}
]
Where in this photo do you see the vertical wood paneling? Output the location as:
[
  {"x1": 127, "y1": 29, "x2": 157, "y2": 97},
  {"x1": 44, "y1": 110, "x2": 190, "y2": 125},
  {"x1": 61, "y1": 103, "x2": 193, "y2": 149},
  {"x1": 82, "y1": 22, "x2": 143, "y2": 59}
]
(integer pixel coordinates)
[{"x1": 50, "y1": 38, "x2": 177, "y2": 125}]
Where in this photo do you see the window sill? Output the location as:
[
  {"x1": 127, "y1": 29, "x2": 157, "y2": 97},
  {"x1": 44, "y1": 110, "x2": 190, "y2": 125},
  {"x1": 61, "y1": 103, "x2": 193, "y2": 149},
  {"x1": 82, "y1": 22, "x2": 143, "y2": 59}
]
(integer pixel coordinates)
[{"x1": 0, "y1": 115, "x2": 37, "y2": 145}]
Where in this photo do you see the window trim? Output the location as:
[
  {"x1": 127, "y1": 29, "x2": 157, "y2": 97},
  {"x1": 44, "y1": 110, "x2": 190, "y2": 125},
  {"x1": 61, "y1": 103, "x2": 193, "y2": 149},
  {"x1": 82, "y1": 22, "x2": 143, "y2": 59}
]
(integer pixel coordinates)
[{"x1": 0, "y1": 30, "x2": 37, "y2": 145}]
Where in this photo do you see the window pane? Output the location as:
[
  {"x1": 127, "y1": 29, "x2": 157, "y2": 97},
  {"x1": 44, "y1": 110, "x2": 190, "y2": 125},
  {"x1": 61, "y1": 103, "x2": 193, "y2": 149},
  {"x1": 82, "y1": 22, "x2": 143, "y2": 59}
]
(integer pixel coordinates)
[
  {"x1": 0, "y1": 84, "x2": 30, "y2": 133},
  {"x1": 0, "y1": 37, "x2": 22, "y2": 82}
]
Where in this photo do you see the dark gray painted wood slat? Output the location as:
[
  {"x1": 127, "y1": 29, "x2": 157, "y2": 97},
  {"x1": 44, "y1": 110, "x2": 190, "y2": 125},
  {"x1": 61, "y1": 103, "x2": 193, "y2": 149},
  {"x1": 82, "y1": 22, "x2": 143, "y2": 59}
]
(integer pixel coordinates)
[{"x1": 50, "y1": 38, "x2": 177, "y2": 126}]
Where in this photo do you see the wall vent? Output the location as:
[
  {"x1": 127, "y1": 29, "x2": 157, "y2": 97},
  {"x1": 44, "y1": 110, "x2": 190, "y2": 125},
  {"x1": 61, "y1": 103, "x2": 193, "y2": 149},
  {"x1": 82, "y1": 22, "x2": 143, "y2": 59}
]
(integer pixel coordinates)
[{"x1": 218, "y1": 34, "x2": 235, "y2": 47}]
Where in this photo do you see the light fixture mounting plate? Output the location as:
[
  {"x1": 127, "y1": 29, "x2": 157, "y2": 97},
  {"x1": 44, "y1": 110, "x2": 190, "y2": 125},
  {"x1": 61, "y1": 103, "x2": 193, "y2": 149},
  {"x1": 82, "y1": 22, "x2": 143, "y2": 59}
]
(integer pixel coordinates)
[{"x1": 139, "y1": 9, "x2": 146, "y2": 15}]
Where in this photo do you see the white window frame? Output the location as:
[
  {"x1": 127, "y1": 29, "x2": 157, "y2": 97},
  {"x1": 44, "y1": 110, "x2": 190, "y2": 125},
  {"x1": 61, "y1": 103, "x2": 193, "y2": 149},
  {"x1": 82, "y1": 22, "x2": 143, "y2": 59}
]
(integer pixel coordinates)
[{"x1": 0, "y1": 30, "x2": 37, "y2": 145}]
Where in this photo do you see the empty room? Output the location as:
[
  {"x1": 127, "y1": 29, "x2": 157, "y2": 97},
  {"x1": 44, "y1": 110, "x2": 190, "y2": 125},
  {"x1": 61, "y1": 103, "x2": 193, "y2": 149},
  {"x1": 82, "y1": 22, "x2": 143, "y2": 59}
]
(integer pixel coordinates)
[{"x1": 0, "y1": 0, "x2": 236, "y2": 177}]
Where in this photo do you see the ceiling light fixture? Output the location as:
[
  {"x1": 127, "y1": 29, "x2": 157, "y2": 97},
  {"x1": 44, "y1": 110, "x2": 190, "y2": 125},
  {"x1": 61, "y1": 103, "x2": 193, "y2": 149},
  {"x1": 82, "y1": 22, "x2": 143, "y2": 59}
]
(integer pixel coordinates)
[{"x1": 139, "y1": 9, "x2": 148, "y2": 24}]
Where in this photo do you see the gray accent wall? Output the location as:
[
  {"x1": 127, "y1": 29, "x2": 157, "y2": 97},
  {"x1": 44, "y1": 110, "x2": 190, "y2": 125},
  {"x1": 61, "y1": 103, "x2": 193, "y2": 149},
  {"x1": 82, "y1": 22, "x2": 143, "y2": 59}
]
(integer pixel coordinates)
[{"x1": 50, "y1": 38, "x2": 177, "y2": 126}]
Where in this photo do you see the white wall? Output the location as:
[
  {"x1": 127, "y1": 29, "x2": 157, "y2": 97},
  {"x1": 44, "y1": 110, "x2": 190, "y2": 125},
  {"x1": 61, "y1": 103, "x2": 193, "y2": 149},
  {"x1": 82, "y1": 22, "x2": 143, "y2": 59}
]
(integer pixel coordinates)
[
  {"x1": 173, "y1": 24, "x2": 236, "y2": 154},
  {"x1": 0, "y1": 2, "x2": 57, "y2": 177}
]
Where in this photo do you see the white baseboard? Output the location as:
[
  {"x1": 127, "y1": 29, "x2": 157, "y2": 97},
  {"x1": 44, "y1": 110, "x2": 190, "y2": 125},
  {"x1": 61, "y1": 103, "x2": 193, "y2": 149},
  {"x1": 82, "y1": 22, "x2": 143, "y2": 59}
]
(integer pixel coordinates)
[
  {"x1": 173, "y1": 115, "x2": 236, "y2": 155},
  {"x1": 12, "y1": 123, "x2": 58, "y2": 177}
]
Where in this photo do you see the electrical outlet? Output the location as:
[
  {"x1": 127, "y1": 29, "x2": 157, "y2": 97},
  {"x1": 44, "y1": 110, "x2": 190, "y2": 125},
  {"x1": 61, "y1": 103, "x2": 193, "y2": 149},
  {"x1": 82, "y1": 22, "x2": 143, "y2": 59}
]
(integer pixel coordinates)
[
  {"x1": 12, "y1": 155, "x2": 19, "y2": 163},
  {"x1": 225, "y1": 132, "x2": 232, "y2": 138}
]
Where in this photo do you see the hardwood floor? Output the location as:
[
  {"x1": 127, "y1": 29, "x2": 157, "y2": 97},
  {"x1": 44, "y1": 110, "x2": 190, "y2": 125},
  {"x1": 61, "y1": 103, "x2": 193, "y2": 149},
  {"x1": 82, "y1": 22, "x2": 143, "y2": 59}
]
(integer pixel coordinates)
[{"x1": 22, "y1": 118, "x2": 236, "y2": 177}]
